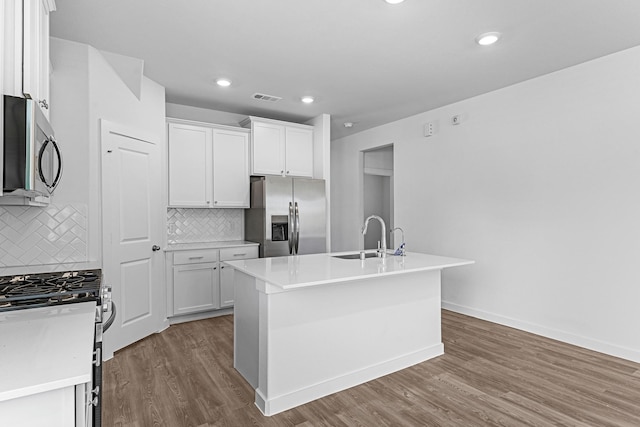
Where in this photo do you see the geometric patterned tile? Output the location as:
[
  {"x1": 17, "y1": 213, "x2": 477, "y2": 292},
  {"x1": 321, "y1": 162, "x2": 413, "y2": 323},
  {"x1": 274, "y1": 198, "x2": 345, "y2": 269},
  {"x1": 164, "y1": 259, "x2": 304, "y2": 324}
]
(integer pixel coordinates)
[
  {"x1": 167, "y1": 208, "x2": 243, "y2": 243},
  {"x1": 0, "y1": 203, "x2": 88, "y2": 267}
]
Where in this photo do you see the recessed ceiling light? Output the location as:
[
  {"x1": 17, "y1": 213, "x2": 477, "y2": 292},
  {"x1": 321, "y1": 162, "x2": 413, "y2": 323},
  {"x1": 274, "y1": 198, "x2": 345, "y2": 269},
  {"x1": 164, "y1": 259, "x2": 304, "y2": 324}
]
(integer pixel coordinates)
[
  {"x1": 384, "y1": 0, "x2": 405, "y2": 4},
  {"x1": 476, "y1": 32, "x2": 501, "y2": 46},
  {"x1": 301, "y1": 96, "x2": 314, "y2": 104},
  {"x1": 344, "y1": 122, "x2": 353, "y2": 128},
  {"x1": 216, "y1": 78, "x2": 232, "y2": 87}
]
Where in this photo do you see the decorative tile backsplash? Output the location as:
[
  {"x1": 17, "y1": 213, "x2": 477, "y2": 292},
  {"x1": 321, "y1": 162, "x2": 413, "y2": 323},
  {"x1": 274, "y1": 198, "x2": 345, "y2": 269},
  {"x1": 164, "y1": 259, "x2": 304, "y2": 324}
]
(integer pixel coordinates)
[
  {"x1": 167, "y1": 208, "x2": 243, "y2": 243},
  {"x1": 0, "y1": 203, "x2": 88, "y2": 267}
]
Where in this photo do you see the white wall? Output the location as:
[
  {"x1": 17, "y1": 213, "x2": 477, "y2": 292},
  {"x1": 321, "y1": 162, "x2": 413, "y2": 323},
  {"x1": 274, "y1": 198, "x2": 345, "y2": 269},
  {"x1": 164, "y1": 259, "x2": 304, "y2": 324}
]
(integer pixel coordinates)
[
  {"x1": 307, "y1": 113, "x2": 332, "y2": 251},
  {"x1": 363, "y1": 174, "x2": 391, "y2": 250},
  {"x1": 331, "y1": 45, "x2": 640, "y2": 362},
  {"x1": 50, "y1": 38, "x2": 166, "y2": 262},
  {"x1": 165, "y1": 103, "x2": 246, "y2": 127}
]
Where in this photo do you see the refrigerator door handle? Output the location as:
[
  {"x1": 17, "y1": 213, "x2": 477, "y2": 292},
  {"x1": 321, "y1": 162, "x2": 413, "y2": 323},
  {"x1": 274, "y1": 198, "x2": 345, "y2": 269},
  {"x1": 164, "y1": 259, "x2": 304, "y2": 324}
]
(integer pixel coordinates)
[
  {"x1": 294, "y1": 202, "x2": 300, "y2": 254},
  {"x1": 288, "y1": 202, "x2": 294, "y2": 254}
]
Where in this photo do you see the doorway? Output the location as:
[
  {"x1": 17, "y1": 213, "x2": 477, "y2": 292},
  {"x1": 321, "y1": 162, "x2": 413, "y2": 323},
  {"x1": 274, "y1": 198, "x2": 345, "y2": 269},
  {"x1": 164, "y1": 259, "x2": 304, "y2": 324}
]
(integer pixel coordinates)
[{"x1": 362, "y1": 145, "x2": 394, "y2": 250}]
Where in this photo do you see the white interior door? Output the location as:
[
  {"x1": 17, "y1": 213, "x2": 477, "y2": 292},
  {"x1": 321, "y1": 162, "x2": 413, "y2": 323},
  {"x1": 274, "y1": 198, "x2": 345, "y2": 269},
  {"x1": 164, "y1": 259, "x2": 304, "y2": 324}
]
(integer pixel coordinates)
[{"x1": 101, "y1": 120, "x2": 165, "y2": 358}]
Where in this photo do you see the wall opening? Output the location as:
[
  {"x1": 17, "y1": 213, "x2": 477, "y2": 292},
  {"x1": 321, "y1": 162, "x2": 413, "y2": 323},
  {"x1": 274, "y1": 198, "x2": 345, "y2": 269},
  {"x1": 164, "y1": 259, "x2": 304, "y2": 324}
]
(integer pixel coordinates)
[{"x1": 362, "y1": 145, "x2": 394, "y2": 250}]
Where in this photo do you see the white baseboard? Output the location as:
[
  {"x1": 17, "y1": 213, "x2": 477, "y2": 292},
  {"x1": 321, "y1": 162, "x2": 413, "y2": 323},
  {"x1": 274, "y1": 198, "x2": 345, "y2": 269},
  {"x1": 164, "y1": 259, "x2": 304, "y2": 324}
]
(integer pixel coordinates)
[
  {"x1": 255, "y1": 344, "x2": 444, "y2": 416},
  {"x1": 442, "y1": 301, "x2": 640, "y2": 363},
  {"x1": 168, "y1": 307, "x2": 233, "y2": 325}
]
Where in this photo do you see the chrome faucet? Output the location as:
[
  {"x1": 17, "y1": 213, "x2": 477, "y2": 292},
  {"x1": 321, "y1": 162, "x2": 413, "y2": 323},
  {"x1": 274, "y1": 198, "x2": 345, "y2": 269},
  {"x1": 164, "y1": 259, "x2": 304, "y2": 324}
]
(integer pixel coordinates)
[
  {"x1": 362, "y1": 215, "x2": 387, "y2": 258},
  {"x1": 390, "y1": 227, "x2": 405, "y2": 256}
]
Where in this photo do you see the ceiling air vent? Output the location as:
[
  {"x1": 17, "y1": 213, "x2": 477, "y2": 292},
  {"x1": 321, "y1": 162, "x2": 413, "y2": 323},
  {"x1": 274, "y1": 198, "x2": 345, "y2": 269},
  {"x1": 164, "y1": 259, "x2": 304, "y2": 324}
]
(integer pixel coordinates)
[{"x1": 252, "y1": 93, "x2": 282, "y2": 102}]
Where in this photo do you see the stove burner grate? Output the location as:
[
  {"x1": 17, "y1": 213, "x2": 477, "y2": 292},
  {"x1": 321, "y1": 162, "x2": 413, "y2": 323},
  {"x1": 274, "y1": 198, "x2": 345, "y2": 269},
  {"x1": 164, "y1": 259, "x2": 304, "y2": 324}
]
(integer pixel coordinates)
[{"x1": 0, "y1": 269, "x2": 102, "y2": 311}]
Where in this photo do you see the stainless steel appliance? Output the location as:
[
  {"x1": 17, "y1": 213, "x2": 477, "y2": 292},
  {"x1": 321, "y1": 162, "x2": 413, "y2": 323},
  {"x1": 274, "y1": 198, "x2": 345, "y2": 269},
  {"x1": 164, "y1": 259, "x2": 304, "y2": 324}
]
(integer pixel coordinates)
[
  {"x1": 2, "y1": 95, "x2": 62, "y2": 199},
  {"x1": 245, "y1": 176, "x2": 326, "y2": 257},
  {"x1": 0, "y1": 269, "x2": 114, "y2": 427}
]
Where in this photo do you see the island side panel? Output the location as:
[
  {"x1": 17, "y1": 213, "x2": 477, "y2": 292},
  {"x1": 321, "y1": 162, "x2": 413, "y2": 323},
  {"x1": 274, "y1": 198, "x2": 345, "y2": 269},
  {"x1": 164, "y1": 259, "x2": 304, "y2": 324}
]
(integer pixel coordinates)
[
  {"x1": 233, "y1": 270, "x2": 260, "y2": 388},
  {"x1": 255, "y1": 269, "x2": 443, "y2": 416}
]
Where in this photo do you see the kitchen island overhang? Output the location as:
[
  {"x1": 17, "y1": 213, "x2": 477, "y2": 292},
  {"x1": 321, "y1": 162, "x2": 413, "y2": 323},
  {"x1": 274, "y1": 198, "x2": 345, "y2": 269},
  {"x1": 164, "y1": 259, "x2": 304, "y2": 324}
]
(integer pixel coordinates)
[{"x1": 226, "y1": 251, "x2": 474, "y2": 416}]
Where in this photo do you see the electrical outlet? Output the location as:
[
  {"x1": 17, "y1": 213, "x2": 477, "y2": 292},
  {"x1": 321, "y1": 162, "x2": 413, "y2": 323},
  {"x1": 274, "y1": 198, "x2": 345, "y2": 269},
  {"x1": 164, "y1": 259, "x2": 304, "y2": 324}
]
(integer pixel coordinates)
[{"x1": 424, "y1": 122, "x2": 434, "y2": 137}]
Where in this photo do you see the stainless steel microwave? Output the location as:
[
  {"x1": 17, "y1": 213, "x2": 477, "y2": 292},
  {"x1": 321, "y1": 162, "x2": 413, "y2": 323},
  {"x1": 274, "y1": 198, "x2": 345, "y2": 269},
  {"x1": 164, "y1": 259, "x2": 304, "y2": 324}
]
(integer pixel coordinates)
[{"x1": 2, "y1": 95, "x2": 62, "y2": 199}]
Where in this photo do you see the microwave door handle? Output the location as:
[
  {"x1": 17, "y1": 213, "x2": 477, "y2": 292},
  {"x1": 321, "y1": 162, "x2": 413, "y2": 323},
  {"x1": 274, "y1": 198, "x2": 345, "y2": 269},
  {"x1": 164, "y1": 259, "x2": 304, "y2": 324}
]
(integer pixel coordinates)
[
  {"x1": 294, "y1": 202, "x2": 300, "y2": 254},
  {"x1": 288, "y1": 202, "x2": 294, "y2": 255},
  {"x1": 49, "y1": 138, "x2": 63, "y2": 192},
  {"x1": 38, "y1": 137, "x2": 63, "y2": 192}
]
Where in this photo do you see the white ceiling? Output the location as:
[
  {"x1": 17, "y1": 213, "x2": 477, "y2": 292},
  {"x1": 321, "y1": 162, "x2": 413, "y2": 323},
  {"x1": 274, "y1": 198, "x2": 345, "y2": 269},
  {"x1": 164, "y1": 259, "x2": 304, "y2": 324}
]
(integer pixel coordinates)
[{"x1": 50, "y1": 0, "x2": 640, "y2": 140}]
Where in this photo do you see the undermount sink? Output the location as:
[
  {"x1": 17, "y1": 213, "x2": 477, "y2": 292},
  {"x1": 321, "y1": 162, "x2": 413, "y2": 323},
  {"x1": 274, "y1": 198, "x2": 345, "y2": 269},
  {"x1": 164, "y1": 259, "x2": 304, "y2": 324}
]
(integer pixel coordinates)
[{"x1": 333, "y1": 252, "x2": 379, "y2": 260}]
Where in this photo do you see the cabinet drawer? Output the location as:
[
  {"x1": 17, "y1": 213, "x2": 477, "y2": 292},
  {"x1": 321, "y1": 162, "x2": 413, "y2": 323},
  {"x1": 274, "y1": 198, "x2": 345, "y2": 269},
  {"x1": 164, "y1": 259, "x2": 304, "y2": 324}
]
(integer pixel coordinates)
[
  {"x1": 174, "y1": 250, "x2": 219, "y2": 265},
  {"x1": 220, "y1": 246, "x2": 258, "y2": 261}
]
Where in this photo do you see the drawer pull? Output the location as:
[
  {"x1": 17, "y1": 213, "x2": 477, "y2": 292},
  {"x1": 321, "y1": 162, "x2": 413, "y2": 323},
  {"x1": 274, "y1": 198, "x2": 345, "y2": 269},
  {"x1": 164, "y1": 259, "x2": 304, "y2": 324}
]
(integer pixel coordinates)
[
  {"x1": 233, "y1": 253, "x2": 247, "y2": 257},
  {"x1": 188, "y1": 256, "x2": 204, "y2": 260}
]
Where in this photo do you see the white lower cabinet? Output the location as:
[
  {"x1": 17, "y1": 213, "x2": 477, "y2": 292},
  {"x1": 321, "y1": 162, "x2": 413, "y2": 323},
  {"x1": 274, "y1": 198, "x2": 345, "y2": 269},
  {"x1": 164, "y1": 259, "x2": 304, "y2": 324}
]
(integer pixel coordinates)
[
  {"x1": 2, "y1": 386, "x2": 75, "y2": 427},
  {"x1": 219, "y1": 263, "x2": 235, "y2": 308},
  {"x1": 173, "y1": 262, "x2": 221, "y2": 315},
  {"x1": 219, "y1": 246, "x2": 258, "y2": 307},
  {"x1": 168, "y1": 245, "x2": 258, "y2": 317},
  {"x1": 171, "y1": 249, "x2": 220, "y2": 315}
]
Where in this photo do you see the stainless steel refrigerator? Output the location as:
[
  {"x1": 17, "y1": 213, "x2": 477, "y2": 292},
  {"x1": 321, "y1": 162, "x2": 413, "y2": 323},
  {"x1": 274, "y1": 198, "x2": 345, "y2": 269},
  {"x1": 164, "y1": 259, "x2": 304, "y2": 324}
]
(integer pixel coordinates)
[{"x1": 245, "y1": 176, "x2": 326, "y2": 257}]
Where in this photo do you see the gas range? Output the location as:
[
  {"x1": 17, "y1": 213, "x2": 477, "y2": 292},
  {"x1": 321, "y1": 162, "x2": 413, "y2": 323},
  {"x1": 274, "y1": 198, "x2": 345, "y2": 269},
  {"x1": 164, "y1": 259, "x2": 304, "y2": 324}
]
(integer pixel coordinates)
[{"x1": 0, "y1": 269, "x2": 104, "y2": 312}]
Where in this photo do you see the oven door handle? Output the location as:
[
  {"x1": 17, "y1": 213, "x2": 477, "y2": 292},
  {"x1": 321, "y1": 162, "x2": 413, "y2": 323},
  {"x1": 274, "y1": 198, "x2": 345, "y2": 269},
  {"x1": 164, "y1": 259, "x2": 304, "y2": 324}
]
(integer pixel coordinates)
[{"x1": 103, "y1": 301, "x2": 116, "y2": 332}]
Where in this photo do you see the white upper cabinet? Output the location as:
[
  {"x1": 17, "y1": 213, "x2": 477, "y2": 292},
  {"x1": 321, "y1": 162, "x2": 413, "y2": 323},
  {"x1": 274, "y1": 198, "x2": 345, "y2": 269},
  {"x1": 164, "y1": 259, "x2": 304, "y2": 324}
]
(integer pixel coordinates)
[
  {"x1": 167, "y1": 119, "x2": 250, "y2": 208},
  {"x1": 168, "y1": 122, "x2": 213, "y2": 207},
  {"x1": 23, "y1": 0, "x2": 54, "y2": 118},
  {"x1": 212, "y1": 128, "x2": 249, "y2": 208},
  {"x1": 241, "y1": 116, "x2": 314, "y2": 178},
  {"x1": 250, "y1": 121, "x2": 285, "y2": 176},
  {"x1": 3, "y1": 0, "x2": 55, "y2": 118},
  {"x1": 285, "y1": 126, "x2": 313, "y2": 177}
]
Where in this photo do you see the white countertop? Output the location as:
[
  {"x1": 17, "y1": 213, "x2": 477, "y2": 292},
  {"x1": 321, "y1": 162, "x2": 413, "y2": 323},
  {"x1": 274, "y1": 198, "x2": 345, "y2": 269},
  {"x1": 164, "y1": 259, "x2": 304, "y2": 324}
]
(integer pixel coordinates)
[
  {"x1": 165, "y1": 240, "x2": 259, "y2": 252},
  {"x1": 225, "y1": 251, "x2": 474, "y2": 290},
  {"x1": 0, "y1": 302, "x2": 96, "y2": 402}
]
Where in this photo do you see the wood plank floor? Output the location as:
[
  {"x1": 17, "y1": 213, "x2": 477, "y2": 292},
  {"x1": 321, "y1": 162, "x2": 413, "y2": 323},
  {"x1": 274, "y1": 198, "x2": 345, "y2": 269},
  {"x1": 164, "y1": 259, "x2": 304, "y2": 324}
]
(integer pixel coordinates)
[{"x1": 103, "y1": 310, "x2": 640, "y2": 426}]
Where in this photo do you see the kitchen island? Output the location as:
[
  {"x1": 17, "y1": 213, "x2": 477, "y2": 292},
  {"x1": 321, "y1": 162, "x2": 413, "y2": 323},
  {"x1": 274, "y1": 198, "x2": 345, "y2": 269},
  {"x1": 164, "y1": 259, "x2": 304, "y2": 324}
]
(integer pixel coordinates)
[{"x1": 225, "y1": 251, "x2": 473, "y2": 416}]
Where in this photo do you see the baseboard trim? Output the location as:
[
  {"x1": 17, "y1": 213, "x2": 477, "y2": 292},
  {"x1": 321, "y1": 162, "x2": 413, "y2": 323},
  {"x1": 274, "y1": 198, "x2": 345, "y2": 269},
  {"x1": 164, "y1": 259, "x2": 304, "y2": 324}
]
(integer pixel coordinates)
[
  {"x1": 255, "y1": 343, "x2": 444, "y2": 416},
  {"x1": 442, "y1": 301, "x2": 640, "y2": 363},
  {"x1": 168, "y1": 307, "x2": 233, "y2": 325}
]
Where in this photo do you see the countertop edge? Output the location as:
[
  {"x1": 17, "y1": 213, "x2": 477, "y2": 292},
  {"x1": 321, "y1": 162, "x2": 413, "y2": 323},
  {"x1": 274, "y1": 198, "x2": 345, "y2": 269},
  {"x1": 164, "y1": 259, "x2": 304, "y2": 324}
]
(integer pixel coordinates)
[
  {"x1": 0, "y1": 374, "x2": 92, "y2": 403},
  {"x1": 165, "y1": 241, "x2": 259, "y2": 252},
  {"x1": 225, "y1": 254, "x2": 474, "y2": 290},
  {"x1": 278, "y1": 259, "x2": 475, "y2": 290}
]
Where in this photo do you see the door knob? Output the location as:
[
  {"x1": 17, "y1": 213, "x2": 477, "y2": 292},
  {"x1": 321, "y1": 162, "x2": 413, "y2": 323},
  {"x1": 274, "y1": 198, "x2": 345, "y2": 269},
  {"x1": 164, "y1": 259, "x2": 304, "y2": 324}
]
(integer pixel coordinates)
[{"x1": 152, "y1": 245, "x2": 161, "y2": 251}]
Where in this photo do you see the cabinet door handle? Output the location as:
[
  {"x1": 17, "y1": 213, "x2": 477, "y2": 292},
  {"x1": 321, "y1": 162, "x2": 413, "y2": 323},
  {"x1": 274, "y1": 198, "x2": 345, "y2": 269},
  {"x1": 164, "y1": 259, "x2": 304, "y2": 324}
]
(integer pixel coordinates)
[
  {"x1": 233, "y1": 253, "x2": 246, "y2": 257},
  {"x1": 221, "y1": 266, "x2": 225, "y2": 269},
  {"x1": 152, "y1": 245, "x2": 161, "y2": 251},
  {"x1": 188, "y1": 256, "x2": 204, "y2": 260}
]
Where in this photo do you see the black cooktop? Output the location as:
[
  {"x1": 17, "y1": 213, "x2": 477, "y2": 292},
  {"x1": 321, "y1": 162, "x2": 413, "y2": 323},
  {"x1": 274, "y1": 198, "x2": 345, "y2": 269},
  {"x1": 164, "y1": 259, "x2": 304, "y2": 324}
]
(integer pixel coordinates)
[{"x1": 0, "y1": 269, "x2": 102, "y2": 311}]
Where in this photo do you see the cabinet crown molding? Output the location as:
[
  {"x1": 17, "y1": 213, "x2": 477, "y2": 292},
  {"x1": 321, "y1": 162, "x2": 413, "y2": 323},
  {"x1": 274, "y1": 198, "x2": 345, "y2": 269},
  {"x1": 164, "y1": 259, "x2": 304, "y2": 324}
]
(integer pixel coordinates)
[
  {"x1": 166, "y1": 117, "x2": 250, "y2": 133},
  {"x1": 240, "y1": 116, "x2": 314, "y2": 130}
]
